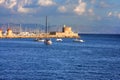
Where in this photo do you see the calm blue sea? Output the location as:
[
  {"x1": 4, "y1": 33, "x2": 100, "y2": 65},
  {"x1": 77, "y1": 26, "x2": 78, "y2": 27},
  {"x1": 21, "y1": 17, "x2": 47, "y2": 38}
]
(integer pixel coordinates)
[{"x1": 0, "y1": 34, "x2": 120, "y2": 80}]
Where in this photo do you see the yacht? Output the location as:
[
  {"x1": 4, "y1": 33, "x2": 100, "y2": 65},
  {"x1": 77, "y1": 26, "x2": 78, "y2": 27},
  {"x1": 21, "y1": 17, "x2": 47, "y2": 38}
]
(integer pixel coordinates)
[
  {"x1": 44, "y1": 16, "x2": 52, "y2": 45},
  {"x1": 73, "y1": 38, "x2": 84, "y2": 42},
  {"x1": 44, "y1": 39, "x2": 52, "y2": 45},
  {"x1": 35, "y1": 38, "x2": 45, "y2": 42},
  {"x1": 56, "y1": 38, "x2": 63, "y2": 42}
]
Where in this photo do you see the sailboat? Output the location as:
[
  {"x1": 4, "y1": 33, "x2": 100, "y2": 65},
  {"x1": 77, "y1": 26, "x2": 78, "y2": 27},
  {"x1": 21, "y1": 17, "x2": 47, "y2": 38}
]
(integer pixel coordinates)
[
  {"x1": 34, "y1": 24, "x2": 45, "y2": 42},
  {"x1": 44, "y1": 16, "x2": 52, "y2": 45}
]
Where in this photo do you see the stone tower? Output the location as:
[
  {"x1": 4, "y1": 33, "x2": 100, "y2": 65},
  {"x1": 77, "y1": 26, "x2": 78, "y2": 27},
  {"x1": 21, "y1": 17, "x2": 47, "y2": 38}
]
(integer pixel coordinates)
[
  {"x1": 7, "y1": 28, "x2": 13, "y2": 38},
  {"x1": 62, "y1": 25, "x2": 72, "y2": 33}
]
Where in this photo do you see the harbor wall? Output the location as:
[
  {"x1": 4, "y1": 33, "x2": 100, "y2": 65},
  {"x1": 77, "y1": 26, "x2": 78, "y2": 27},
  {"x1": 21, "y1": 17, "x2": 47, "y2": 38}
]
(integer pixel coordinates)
[{"x1": 0, "y1": 26, "x2": 80, "y2": 38}]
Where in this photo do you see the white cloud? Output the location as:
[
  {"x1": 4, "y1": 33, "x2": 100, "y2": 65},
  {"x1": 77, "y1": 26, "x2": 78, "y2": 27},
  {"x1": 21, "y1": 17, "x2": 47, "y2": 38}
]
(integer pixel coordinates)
[
  {"x1": 16, "y1": 0, "x2": 36, "y2": 14},
  {"x1": 58, "y1": 6, "x2": 66, "y2": 13},
  {"x1": 108, "y1": 12, "x2": 112, "y2": 16},
  {"x1": 115, "y1": 12, "x2": 120, "y2": 19},
  {"x1": 38, "y1": 0, "x2": 56, "y2": 7},
  {"x1": 108, "y1": 11, "x2": 120, "y2": 19},
  {"x1": 0, "y1": 0, "x2": 56, "y2": 14},
  {"x1": 17, "y1": 5, "x2": 36, "y2": 13},
  {"x1": 91, "y1": 0, "x2": 96, "y2": 4},
  {"x1": 88, "y1": 8, "x2": 94, "y2": 15},
  {"x1": 100, "y1": 1, "x2": 110, "y2": 8},
  {"x1": 0, "y1": 0, "x2": 17, "y2": 9},
  {"x1": 114, "y1": 11, "x2": 119, "y2": 17},
  {"x1": 17, "y1": 6, "x2": 29, "y2": 13},
  {"x1": 7, "y1": 0, "x2": 17, "y2": 9},
  {"x1": 24, "y1": 0, "x2": 31, "y2": 4},
  {"x1": 0, "y1": 0, "x2": 5, "y2": 4},
  {"x1": 118, "y1": 14, "x2": 120, "y2": 19},
  {"x1": 74, "y1": 0, "x2": 87, "y2": 15}
]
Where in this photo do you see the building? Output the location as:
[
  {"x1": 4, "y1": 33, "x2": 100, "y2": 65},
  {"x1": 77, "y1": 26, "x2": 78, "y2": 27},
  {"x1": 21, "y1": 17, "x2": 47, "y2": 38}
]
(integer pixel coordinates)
[
  {"x1": 0, "y1": 29, "x2": 2, "y2": 38},
  {"x1": 50, "y1": 25, "x2": 79, "y2": 38},
  {"x1": 62, "y1": 25, "x2": 72, "y2": 33},
  {"x1": 7, "y1": 28, "x2": 13, "y2": 38}
]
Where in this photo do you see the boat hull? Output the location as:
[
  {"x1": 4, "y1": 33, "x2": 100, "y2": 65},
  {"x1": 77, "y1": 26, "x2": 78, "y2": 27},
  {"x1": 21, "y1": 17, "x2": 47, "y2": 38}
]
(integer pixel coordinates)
[{"x1": 44, "y1": 39, "x2": 52, "y2": 45}]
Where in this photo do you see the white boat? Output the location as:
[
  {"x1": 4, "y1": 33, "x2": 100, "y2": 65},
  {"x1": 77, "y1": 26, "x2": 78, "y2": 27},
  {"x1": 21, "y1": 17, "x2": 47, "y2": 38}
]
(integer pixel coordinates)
[
  {"x1": 44, "y1": 39, "x2": 52, "y2": 45},
  {"x1": 56, "y1": 38, "x2": 63, "y2": 42},
  {"x1": 73, "y1": 39, "x2": 84, "y2": 42},
  {"x1": 35, "y1": 38, "x2": 45, "y2": 42},
  {"x1": 44, "y1": 16, "x2": 52, "y2": 45}
]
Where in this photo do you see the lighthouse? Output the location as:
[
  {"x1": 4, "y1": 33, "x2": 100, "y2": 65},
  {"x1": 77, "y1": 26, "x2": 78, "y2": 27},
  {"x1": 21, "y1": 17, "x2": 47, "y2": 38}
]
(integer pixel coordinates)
[{"x1": 0, "y1": 29, "x2": 2, "y2": 38}]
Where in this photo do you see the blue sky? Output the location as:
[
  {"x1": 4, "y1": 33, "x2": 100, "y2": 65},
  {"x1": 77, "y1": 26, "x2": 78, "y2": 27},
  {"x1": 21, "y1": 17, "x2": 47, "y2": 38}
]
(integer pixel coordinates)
[{"x1": 0, "y1": 0, "x2": 120, "y2": 34}]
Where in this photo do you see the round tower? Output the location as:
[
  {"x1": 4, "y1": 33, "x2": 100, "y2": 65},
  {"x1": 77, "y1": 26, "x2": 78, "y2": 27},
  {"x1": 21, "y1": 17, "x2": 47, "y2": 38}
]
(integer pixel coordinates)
[
  {"x1": 7, "y1": 28, "x2": 13, "y2": 38},
  {"x1": 0, "y1": 29, "x2": 2, "y2": 38}
]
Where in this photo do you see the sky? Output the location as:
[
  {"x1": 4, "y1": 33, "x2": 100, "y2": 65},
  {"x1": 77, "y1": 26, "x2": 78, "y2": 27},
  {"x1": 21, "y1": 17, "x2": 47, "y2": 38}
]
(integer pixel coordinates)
[{"x1": 0, "y1": 0, "x2": 120, "y2": 34}]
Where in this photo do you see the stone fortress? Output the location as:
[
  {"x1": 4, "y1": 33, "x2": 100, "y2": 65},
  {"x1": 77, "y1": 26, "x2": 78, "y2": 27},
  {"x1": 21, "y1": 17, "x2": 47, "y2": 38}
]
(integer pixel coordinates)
[
  {"x1": 50, "y1": 25, "x2": 79, "y2": 38},
  {"x1": 0, "y1": 25, "x2": 79, "y2": 38}
]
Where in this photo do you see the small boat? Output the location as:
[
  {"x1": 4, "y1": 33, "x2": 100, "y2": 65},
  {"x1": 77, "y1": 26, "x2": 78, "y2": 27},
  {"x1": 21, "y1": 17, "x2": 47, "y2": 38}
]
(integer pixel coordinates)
[
  {"x1": 56, "y1": 38, "x2": 62, "y2": 42},
  {"x1": 44, "y1": 39, "x2": 52, "y2": 45},
  {"x1": 44, "y1": 16, "x2": 52, "y2": 45},
  {"x1": 73, "y1": 38, "x2": 84, "y2": 42},
  {"x1": 35, "y1": 38, "x2": 45, "y2": 42}
]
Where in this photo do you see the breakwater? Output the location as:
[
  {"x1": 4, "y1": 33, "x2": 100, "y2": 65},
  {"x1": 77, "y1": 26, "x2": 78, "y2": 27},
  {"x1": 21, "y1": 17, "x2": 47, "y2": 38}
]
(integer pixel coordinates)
[
  {"x1": 0, "y1": 26, "x2": 79, "y2": 38},
  {"x1": 0, "y1": 25, "x2": 79, "y2": 39},
  {"x1": 1, "y1": 33, "x2": 79, "y2": 38}
]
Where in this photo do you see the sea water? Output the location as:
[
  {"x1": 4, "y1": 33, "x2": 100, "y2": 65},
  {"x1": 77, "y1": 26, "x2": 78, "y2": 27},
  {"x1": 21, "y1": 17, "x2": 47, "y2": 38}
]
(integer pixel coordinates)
[{"x1": 0, "y1": 34, "x2": 120, "y2": 80}]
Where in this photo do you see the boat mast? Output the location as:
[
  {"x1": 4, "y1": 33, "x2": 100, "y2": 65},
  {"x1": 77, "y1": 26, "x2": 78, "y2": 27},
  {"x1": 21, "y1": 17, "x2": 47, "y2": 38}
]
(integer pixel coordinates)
[
  {"x1": 46, "y1": 16, "x2": 48, "y2": 38},
  {"x1": 44, "y1": 16, "x2": 52, "y2": 45},
  {"x1": 46, "y1": 16, "x2": 47, "y2": 34}
]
